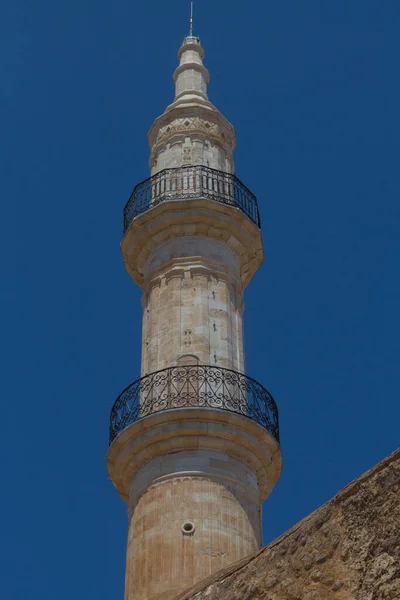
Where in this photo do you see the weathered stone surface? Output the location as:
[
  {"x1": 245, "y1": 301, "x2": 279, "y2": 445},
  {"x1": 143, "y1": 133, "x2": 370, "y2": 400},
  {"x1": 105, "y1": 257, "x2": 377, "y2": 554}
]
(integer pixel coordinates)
[
  {"x1": 177, "y1": 449, "x2": 400, "y2": 600},
  {"x1": 108, "y1": 408, "x2": 282, "y2": 600}
]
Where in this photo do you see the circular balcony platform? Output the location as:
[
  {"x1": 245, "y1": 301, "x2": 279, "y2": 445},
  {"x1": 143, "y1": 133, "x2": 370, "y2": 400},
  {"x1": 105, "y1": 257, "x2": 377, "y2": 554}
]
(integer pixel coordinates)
[
  {"x1": 123, "y1": 165, "x2": 261, "y2": 235},
  {"x1": 109, "y1": 365, "x2": 279, "y2": 446}
]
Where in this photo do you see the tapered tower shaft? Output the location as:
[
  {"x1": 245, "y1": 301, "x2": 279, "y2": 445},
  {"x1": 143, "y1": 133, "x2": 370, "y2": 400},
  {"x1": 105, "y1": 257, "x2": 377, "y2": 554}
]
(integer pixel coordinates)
[{"x1": 107, "y1": 33, "x2": 281, "y2": 600}]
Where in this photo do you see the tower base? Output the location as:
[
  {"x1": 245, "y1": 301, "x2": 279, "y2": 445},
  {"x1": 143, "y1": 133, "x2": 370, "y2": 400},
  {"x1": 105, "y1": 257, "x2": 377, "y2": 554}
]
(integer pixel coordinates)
[{"x1": 107, "y1": 408, "x2": 282, "y2": 600}]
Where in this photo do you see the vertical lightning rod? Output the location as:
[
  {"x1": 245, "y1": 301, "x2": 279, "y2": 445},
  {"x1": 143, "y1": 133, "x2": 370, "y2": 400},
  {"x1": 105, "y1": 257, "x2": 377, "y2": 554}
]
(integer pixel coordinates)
[{"x1": 189, "y1": 2, "x2": 194, "y2": 36}]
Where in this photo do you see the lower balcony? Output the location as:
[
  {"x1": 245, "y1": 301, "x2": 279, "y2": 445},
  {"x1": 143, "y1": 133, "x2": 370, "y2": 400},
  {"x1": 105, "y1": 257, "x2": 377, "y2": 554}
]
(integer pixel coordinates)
[{"x1": 109, "y1": 365, "x2": 279, "y2": 446}]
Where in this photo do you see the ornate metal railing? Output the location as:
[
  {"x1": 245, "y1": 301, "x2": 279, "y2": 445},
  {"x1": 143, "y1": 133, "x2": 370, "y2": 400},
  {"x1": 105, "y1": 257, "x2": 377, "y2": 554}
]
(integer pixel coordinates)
[
  {"x1": 123, "y1": 165, "x2": 260, "y2": 234},
  {"x1": 109, "y1": 365, "x2": 279, "y2": 445}
]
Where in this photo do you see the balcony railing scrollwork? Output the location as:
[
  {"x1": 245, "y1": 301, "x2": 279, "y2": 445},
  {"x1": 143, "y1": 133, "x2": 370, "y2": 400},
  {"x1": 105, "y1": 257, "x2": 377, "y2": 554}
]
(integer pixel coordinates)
[
  {"x1": 109, "y1": 365, "x2": 279, "y2": 445},
  {"x1": 123, "y1": 165, "x2": 261, "y2": 234}
]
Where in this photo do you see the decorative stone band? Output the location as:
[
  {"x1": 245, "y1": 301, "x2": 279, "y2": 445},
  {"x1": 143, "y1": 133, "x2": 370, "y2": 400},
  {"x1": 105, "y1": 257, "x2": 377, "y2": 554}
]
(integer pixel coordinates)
[
  {"x1": 153, "y1": 115, "x2": 230, "y2": 148},
  {"x1": 141, "y1": 257, "x2": 244, "y2": 297},
  {"x1": 109, "y1": 365, "x2": 279, "y2": 445},
  {"x1": 128, "y1": 454, "x2": 262, "y2": 518},
  {"x1": 149, "y1": 114, "x2": 235, "y2": 173}
]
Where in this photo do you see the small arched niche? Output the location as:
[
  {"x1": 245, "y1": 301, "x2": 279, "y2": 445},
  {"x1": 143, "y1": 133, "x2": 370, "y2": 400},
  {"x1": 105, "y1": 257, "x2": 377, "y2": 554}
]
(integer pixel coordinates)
[{"x1": 176, "y1": 354, "x2": 199, "y2": 367}]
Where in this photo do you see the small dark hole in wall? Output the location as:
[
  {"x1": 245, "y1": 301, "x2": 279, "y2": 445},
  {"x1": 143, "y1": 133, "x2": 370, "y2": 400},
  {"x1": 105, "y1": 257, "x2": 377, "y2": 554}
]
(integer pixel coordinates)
[{"x1": 182, "y1": 521, "x2": 195, "y2": 535}]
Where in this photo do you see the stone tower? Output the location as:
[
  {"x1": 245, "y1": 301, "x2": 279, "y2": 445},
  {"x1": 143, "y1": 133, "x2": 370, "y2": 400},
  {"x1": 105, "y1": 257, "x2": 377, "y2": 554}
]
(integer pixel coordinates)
[{"x1": 107, "y1": 30, "x2": 282, "y2": 600}]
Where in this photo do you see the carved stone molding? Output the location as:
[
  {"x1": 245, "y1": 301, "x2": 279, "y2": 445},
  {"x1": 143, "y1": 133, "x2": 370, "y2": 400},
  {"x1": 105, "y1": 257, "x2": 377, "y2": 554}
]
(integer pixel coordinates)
[
  {"x1": 107, "y1": 408, "x2": 281, "y2": 505},
  {"x1": 121, "y1": 198, "x2": 263, "y2": 289},
  {"x1": 141, "y1": 258, "x2": 243, "y2": 298},
  {"x1": 149, "y1": 114, "x2": 235, "y2": 172},
  {"x1": 127, "y1": 470, "x2": 260, "y2": 520},
  {"x1": 155, "y1": 116, "x2": 232, "y2": 148}
]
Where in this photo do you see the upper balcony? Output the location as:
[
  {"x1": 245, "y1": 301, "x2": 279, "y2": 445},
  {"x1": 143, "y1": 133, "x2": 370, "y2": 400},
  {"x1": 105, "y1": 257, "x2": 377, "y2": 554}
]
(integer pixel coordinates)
[
  {"x1": 123, "y1": 165, "x2": 260, "y2": 235},
  {"x1": 109, "y1": 365, "x2": 279, "y2": 446}
]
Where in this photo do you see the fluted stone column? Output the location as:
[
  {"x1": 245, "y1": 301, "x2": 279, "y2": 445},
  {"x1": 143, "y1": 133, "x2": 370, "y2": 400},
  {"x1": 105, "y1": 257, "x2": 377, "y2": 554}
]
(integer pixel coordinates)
[
  {"x1": 140, "y1": 235, "x2": 245, "y2": 375},
  {"x1": 126, "y1": 450, "x2": 262, "y2": 600}
]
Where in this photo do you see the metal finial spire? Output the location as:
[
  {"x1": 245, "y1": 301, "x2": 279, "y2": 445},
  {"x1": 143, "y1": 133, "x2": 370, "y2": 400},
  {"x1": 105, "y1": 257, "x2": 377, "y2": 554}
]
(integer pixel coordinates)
[{"x1": 189, "y1": 1, "x2": 194, "y2": 36}]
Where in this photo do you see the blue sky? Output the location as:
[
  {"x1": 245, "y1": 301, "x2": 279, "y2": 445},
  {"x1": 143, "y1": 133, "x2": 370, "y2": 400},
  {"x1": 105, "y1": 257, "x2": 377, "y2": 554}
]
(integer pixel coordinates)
[{"x1": 2, "y1": 1, "x2": 399, "y2": 598}]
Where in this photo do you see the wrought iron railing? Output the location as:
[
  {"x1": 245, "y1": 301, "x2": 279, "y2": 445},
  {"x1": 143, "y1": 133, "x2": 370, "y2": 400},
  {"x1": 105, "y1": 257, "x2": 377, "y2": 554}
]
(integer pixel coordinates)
[
  {"x1": 123, "y1": 165, "x2": 260, "y2": 234},
  {"x1": 109, "y1": 365, "x2": 279, "y2": 445}
]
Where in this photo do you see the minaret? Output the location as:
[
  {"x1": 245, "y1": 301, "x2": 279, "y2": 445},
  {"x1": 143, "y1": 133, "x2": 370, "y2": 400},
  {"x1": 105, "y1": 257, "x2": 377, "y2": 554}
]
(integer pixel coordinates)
[{"x1": 107, "y1": 24, "x2": 282, "y2": 600}]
